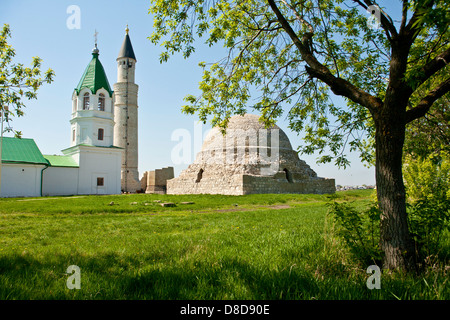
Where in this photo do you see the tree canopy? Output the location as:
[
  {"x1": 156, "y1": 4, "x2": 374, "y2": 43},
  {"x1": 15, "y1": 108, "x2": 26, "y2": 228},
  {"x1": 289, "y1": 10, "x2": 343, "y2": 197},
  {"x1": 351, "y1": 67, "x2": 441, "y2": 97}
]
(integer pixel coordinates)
[
  {"x1": 149, "y1": 0, "x2": 449, "y2": 167},
  {"x1": 0, "y1": 24, "x2": 54, "y2": 137}
]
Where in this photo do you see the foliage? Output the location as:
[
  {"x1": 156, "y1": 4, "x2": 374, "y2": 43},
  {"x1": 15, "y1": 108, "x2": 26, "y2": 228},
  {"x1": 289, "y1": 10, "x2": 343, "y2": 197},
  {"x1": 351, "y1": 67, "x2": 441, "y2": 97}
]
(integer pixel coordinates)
[
  {"x1": 408, "y1": 197, "x2": 450, "y2": 260},
  {"x1": 327, "y1": 198, "x2": 382, "y2": 266},
  {"x1": 404, "y1": 97, "x2": 450, "y2": 160},
  {"x1": 0, "y1": 24, "x2": 54, "y2": 137},
  {"x1": 403, "y1": 151, "x2": 450, "y2": 258},
  {"x1": 328, "y1": 192, "x2": 450, "y2": 267},
  {"x1": 403, "y1": 152, "x2": 450, "y2": 202}
]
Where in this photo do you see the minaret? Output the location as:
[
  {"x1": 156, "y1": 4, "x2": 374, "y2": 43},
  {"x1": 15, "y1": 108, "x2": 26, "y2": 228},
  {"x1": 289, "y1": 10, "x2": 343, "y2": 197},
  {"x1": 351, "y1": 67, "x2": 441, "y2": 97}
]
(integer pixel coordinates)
[{"x1": 113, "y1": 26, "x2": 140, "y2": 193}]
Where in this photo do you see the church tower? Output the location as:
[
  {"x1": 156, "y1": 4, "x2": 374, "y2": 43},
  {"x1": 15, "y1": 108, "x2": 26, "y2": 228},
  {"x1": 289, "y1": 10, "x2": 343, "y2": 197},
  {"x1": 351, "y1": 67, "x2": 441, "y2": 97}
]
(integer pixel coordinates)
[
  {"x1": 71, "y1": 43, "x2": 114, "y2": 147},
  {"x1": 113, "y1": 26, "x2": 140, "y2": 192}
]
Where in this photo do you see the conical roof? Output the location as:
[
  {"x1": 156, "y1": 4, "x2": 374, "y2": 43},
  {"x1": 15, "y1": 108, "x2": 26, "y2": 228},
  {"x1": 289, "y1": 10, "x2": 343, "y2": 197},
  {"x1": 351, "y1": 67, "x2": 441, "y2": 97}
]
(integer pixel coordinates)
[
  {"x1": 75, "y1": 48, "x2": 113, "y2": 97},
  {"x1": 118, "y1": 32, "x2": 136, "y2": 61}
]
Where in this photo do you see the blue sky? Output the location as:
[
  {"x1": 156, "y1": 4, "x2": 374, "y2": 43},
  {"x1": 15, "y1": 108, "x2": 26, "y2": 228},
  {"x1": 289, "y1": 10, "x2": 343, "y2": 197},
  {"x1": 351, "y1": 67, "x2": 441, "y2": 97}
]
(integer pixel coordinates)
[{"x1": 1, "y1": 0, "x2": 377, "y2": 186}]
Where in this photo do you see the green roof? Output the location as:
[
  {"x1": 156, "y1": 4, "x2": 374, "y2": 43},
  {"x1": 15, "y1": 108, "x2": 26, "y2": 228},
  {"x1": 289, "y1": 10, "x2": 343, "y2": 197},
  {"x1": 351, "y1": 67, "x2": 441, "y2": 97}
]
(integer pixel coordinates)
[
  {"x1": 75, "y1": 50, "x2": 113, "y2": 97},
  {"x1": 43, "y1": 155, "x2": 79, "y2": 168},
  {"x1": 1, "y1": 137, "x2": 49, "y2": 165}
]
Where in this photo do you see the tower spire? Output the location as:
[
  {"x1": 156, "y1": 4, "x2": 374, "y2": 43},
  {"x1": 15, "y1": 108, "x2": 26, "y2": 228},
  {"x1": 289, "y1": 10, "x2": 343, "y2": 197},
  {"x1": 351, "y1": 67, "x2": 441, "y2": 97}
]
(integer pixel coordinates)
[{"x1": 117, "y1": 26, "x2": 136, "y2": 61}]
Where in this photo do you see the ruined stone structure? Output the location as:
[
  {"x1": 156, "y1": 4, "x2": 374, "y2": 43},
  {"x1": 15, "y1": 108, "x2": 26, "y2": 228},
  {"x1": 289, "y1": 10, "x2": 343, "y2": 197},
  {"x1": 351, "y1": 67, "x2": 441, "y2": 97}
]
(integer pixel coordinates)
[
  {"x1": 167, "y1": 114, "x2": 335, "y2": 195},
  {"x1": 141, "y1": 167, "x2": 174, "y2": 194}
]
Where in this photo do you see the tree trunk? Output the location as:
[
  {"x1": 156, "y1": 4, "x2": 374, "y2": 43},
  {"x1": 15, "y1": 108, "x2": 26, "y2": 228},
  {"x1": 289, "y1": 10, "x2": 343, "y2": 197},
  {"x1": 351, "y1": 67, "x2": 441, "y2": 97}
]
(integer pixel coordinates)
[{"x1": 374, "y1": 107, "x2": 416, "y2": 271}]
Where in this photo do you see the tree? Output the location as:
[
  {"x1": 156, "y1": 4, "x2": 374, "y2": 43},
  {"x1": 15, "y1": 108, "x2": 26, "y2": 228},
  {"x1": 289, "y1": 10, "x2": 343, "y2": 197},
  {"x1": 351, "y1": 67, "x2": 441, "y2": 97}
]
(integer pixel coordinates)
[
  {"x1": 0, "y1": 24, "x2": 55, "y2": 137},
  {"x1": 149, "y1": 0, "x2": 450, "y2": 270}
]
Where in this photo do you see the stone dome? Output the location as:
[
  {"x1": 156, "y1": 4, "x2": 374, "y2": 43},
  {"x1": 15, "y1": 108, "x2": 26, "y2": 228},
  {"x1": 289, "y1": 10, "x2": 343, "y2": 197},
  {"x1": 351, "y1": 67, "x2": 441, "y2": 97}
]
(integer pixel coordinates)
[
  {"x1": 167, "y1": 114, "x2": 335, "y2": 195},
  {"x1": 201, "y1": 114, "x2": 293, "y2": 151},
  {"x1": 192, "y1": 114, "x2": 317, "y2": 178}
]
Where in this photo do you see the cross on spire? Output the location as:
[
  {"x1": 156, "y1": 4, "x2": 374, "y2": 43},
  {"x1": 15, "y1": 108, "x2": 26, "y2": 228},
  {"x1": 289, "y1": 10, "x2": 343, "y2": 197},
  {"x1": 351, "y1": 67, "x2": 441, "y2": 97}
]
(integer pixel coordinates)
[{"x1": 94, "y1": 29, "x2": 99, "y2": 47}]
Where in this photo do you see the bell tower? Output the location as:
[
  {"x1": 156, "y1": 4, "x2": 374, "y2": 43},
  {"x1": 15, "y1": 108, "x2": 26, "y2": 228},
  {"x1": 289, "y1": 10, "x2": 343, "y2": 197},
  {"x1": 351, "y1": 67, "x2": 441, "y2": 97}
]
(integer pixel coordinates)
[
  {"x1": 71, "y1": 42, "x2": 114, "y2": 148},
  {"x1": 113, "y1": 26, "x2": 140, "y2": 193}
]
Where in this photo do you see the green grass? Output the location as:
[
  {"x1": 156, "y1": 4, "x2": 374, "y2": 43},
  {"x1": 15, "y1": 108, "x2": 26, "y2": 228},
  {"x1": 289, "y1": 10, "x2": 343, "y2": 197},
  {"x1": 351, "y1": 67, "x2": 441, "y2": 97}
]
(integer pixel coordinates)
[{"x1": 0, "y1": 190, "x2": 448, "y2": 300}]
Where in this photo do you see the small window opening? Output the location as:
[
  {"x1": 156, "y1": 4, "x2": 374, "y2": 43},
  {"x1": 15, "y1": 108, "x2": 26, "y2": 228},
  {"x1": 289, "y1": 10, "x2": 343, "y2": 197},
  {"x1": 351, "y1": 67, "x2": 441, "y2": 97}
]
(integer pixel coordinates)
[
  {"x1": 97, "y1": 177, "x2": 104, "y2": 186},
  {"x1": 83, "y1": 93, "x2": 90, "y2": 110},
  {"x1": 98, "y1": 128, "x2": 104, "y2": 141},
  {"x1": 98, "y1": 93, "x2": 105, "y2": 111},
  {"x1": 195, "y1": 169, "x2": 204, "y2": 183},
  {"x1": 283, "y1": 168, "x2": 293, "y2": 183}
]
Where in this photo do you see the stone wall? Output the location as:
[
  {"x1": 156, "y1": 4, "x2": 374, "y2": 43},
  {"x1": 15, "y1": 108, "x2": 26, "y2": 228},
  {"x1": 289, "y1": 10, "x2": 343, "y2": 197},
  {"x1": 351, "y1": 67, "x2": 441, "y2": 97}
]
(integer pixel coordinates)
[
  {"x1": 166, "y1": 166, "x2": 335, "y2": 195},
  {"x1": 142, "y1": 166, "x2": 174, "y2": 194},
  {"x1": 167, "y1": 169, "x2": 244, "y2": 195},
  {"x1": 242, "y1": 174, "x2": 335, "y2": 195}
]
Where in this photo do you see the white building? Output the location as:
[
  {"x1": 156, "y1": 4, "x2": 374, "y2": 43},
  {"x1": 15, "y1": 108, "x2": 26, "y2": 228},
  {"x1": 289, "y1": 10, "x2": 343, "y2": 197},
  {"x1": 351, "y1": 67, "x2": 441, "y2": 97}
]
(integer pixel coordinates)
[
  {"x1": 0, "y1": 137, "x2": 49, "y2": 197},
  {"x1": 0, "y1": 29, "x2": 139, "y2": 197}
]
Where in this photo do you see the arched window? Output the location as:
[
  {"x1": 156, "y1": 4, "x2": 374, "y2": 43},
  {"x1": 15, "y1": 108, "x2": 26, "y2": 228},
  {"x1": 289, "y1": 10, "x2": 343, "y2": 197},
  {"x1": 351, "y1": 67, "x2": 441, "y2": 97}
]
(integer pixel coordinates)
[
  {"x1": 98, "y1": 93, "x2": 105, "y2": 111},
  {"x1": 283, "y1": 168, "x2": 293, "y2": 183},
  {"x1": 83, "y1": 93, "x2": 90, "y2": 110},
  {"x1": 98, "y1": 128, "x2": 104, "y2": 141},
  {"x1": 195, "y1": 169, "x2": 204, "y2": 183}
]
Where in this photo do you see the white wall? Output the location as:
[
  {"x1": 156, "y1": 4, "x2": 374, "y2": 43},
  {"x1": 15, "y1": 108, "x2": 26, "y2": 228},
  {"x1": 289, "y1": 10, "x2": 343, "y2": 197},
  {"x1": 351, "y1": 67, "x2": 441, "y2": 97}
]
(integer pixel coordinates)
[
  {"x1": 68, "y1": 146, "x2": 122, "y2": 195},
  {"x1": 42, "y1": 166, "x2": 79, "y2": 196},
  {"x1": 0, "y1": 163, "x2": 46, "y2": 197}
]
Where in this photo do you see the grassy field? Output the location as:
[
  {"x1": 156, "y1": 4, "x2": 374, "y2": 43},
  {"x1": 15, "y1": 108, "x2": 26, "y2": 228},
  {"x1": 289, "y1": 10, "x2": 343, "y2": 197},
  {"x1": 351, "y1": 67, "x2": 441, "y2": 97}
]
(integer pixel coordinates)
[{"x1": 0, "y1": 190, "x2": 448, "y2": 300}]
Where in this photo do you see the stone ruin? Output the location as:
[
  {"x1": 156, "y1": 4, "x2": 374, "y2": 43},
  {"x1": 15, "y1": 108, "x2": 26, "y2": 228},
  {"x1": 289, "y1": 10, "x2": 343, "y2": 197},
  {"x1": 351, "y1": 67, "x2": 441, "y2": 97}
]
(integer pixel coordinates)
[
  {"x1": 166, "y1": 114, "x2": 335, "y2": 195},
  {"x1": 140, "y1": 167, "x2": 174, "y2": 194}
]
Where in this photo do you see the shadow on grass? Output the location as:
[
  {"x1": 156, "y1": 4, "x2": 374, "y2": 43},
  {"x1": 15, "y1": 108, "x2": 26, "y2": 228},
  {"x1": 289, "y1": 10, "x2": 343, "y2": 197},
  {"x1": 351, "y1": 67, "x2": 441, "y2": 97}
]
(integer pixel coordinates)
[{"x1": 0, "y1": 251, "x2": 389, "y2": 300}]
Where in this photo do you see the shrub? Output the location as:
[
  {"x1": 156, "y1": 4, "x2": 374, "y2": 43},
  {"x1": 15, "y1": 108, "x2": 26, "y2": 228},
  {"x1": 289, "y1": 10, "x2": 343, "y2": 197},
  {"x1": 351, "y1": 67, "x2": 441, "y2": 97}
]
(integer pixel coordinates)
[
  {"x1": 408, "y1": 197, "x2": 450, "y2": 260},
  {"x1": 403, "y1": 152, "x2": 450, "y2": 202},
  {"x1": 326, "y1": 198, "x2": 382, "y2": 266},
  {"x1": 403, "y1": 151, "x2": 450, "y2": 260}
]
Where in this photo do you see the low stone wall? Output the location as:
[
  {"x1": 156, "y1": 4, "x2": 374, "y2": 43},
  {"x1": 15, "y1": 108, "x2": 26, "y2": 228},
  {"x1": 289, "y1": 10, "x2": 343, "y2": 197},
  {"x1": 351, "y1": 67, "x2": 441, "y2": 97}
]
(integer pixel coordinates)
[
  {"x1": 167, "y1": 172, "x2": 335, "y2": 195},
  {"x1": 166, "y1": 173, "x2": 244, "y2": 195},
  {"x1": 242, "y1": 175, "x2": 335, "y2": 195}
]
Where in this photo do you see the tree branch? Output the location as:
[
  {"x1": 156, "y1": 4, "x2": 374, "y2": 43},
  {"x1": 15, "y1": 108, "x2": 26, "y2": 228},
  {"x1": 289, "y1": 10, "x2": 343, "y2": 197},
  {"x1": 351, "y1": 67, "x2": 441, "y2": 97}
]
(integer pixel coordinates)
[
  {"x1": 267, "y1": 0, "x2": 382, "y2": 112},
  {"x1": 409, "y1": 46, "x2": 450, "y2": 92},
  {"x1": 406, "y1": 77, "x2": 450, "y2": 123},
  {"x1": 403, "y1": 0, "x2": 436, "y2": 41}
]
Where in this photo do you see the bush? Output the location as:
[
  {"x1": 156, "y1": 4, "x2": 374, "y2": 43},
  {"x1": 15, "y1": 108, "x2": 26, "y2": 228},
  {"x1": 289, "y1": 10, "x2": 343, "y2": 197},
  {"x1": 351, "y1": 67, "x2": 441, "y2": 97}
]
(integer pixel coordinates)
[
  {"x1": 326, "y1": 198, "x2": 382, "y2": 266},
  {"x1": 329, "y1": 152, "x2": 450, "y2": 267},
  {"x1": 403, "y1": 152, "x2": 450, "y2": 202},
  {"x1": 404, "y1": 151, "x2": 450, "y2": 260},
  {"x1": 408, "y1": 197, "x2": 450, "y2": 259}
]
